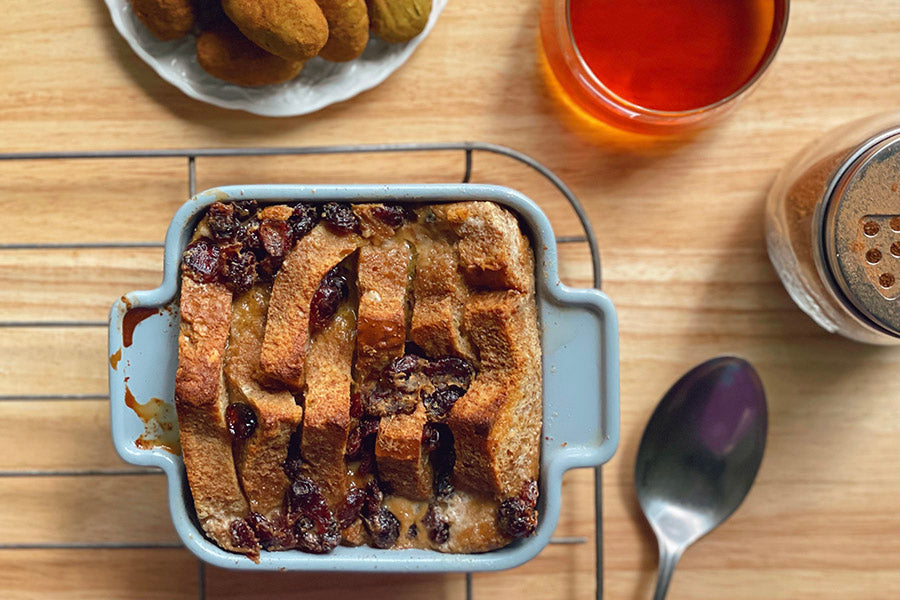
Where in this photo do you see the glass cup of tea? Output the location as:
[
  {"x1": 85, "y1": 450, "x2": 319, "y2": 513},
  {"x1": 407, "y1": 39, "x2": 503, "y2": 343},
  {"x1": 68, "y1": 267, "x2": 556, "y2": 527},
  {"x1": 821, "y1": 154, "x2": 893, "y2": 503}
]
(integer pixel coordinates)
[{"x1": 540, "y1": 0, "x2": 789, "y2": 136}]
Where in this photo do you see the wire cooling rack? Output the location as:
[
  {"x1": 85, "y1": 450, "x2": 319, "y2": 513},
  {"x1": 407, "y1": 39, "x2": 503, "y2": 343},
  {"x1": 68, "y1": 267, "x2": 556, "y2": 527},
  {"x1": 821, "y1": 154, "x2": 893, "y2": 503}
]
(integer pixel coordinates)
[{"x1": 0, "y1": 142, "x2": 605, "y2": 600}]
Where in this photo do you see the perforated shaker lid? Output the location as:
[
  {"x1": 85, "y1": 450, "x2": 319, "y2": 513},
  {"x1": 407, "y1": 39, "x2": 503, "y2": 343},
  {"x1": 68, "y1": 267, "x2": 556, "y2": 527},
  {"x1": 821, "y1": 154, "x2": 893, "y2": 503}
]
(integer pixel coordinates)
[{"x1": 822, "y1": 131, "x2": 900, "y2": 337}]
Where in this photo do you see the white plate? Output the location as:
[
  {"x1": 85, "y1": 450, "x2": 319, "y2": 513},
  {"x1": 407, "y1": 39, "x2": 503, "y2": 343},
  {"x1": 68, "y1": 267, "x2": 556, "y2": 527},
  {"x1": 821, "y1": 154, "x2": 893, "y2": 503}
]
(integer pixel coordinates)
[{"x1": 105, "y1": 0, "x2": 447, "y2": 117}]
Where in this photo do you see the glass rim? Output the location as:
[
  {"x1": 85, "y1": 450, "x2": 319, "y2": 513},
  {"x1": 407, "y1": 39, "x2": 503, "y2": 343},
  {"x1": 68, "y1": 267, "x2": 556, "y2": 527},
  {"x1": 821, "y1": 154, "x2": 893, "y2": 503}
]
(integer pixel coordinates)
[{"x1": 563, "y1": 0, "x2": 791, "y2": 118}]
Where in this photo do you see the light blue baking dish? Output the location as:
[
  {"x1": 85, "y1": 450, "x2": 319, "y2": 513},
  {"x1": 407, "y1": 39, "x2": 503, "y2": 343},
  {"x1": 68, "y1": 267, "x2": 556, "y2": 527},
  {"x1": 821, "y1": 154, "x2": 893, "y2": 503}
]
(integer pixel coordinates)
[{"x1": 108, "y1": 183, "x2": 619, "y2": 572}]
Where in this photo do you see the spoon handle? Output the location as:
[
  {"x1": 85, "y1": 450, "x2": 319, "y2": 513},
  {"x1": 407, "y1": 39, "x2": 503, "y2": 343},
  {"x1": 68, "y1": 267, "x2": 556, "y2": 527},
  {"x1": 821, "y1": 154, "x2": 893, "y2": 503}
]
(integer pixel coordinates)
[{"x1": 653, "y1": 541, "x2": 684, "y2": 600}]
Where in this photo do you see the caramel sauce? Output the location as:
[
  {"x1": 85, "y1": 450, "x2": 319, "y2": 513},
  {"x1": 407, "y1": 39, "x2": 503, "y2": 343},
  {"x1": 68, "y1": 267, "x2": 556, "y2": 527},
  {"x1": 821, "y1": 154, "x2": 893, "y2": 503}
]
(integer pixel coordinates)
[
  {"x1": 124, "y1": 385, "x2": 181, "y2": 454},
  {"x1": 122, "y1": 307, "x2": 158, "y2": 347},
  {"x1": 109, "y1": 348, "x2": 122, "y2": 370}
]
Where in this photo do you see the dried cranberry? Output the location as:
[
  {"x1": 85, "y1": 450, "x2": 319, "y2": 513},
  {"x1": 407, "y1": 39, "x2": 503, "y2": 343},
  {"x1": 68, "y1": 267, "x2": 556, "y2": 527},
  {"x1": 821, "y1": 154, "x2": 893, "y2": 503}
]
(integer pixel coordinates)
[
  {"x1": 407, "y1": 524, "x2": 418, "y2": 539},
  {"x1": 229, "y1": 518, "x2": 258, "y2": 550},
  {"x1": 349, "y1": 392, "x2": 363, "y2": 419},
  {"x1": 182, "y1": 238, "x2": 221, "y2": 283},
  {"x1": 423, "y1": 385, "x2": 466, "y2": 420},
  {"x1": 424, "y1": 357, "x2": 475, "y2": 386},
  {"x1": 336, "y1": 486, "x2": 365, "y2": 529},
  {"x1": 497, "y1": 497, "x2": 537, "y2": 540},
  {"x1": 289, "y1": 203, "x2": 319, "y2": 239},
  {"x1": 362, "y1": 480, "x2": 383, "y2": 518},
  {"x1": 371, "y1": 203, "x2": 416, "y2": 228},
  {"x1": 421, "y1": 424, "x2": 441, "y2": 454},
  {"x1": 219, "y1": 243, "x2": 257, "y2": 294},
  {"x1": 321, "y1": 202, "x2": 360, "y2": 234},
  {"x1": 309, "y1": 266, "x2": 349, "y2": 331},
  {"x1": 364, "y1": 507, "x2": 400, "y2": 549},
  {"x1": 282, "y1": 428, "x2": 303, "y2": 481},
  {"x1": 207, "y1": 202, "x2": 239, "y2": 242},
  {"x1": 423, "y1": 504, "x2": 450, "y2": 545},
  {"x1": 225, "y1": 403, "x2": 257, "y2": 439},
  {"x1": 259, "y1": 219, "x2": 293, "y2": 259}
]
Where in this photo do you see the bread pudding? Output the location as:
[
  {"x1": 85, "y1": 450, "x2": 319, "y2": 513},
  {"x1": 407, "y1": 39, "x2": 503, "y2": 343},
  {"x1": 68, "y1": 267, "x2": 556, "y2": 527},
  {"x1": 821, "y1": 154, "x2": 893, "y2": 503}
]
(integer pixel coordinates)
[{"x1": 174, "y1": 199, "x2": 542, "y2": 559}]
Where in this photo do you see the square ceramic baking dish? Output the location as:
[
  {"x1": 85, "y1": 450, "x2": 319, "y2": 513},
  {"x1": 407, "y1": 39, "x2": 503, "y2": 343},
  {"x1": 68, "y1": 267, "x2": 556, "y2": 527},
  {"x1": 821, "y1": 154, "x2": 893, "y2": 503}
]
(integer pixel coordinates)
[{"x1": 108, "y1": 183, "x2": 619, "y2": 572}]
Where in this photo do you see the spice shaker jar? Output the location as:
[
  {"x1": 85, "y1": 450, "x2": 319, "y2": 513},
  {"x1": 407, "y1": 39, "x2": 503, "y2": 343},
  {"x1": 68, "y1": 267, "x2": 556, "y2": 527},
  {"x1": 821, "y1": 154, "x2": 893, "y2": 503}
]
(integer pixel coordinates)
[{"x1": 766, "y1": 112, "x2": 900, "y2": 344}]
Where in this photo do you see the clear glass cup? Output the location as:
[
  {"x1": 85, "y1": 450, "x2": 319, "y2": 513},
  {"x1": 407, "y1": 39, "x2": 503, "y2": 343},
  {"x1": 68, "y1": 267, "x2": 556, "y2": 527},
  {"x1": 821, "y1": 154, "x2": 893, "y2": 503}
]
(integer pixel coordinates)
[{"x1": 539, "y1": 0, "x2": 789, "y2": 136}]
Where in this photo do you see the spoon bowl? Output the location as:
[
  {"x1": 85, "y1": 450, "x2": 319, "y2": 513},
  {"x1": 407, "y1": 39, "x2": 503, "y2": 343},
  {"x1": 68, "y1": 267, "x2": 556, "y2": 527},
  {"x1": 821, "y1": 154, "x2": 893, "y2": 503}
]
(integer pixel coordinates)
[{"x1": 635, "y1": 356, "x2": 767, "y2": 599}]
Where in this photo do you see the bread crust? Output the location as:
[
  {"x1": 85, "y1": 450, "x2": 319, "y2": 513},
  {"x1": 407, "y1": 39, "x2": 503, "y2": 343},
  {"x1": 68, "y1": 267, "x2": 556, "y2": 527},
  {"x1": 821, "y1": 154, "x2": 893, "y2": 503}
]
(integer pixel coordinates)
[
  {"x1": 260, "y1": 225, "x2": 361, "y2": 391},
  {"x1": 174, "y1": 275, "x2": 251, "y2": 553},
  {"x1": 225, "y1": 285, "x2": 303, "y2": 517},
  {"x1": 300, "y1": 306, "x2": 356, "y2": 507}
]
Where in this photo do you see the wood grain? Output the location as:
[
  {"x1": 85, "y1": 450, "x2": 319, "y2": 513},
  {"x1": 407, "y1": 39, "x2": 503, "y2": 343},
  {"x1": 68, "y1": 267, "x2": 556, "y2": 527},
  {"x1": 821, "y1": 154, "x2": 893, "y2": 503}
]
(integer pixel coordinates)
[{"x1": 1, "y1": 0, "x2": 899, "y2": 597}]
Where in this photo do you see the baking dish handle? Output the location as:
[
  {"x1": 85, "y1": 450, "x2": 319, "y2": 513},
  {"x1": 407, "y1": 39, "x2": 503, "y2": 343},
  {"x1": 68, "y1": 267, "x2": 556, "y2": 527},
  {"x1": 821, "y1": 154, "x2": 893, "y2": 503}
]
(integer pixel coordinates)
[{"x1": 541, "y1": 285, "x2": 620, "y2": 474}]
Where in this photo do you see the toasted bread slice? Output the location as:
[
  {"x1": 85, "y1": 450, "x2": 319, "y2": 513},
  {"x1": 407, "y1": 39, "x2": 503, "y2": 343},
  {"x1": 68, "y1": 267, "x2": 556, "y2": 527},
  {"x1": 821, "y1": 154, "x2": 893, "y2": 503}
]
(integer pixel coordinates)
[
  {"x1": 376, "y1": 403, "x2": 433, "y2": 500},
  {"x1": 448, "y1": 290, "x2": 541, "y2": 498},
  {"x1": 300, "y1": 304, "x2": 356, "y2": 507},
  {"x1": 225, "y1": 284, "x2": 303, "y2": 517},
  {"x1": 356, "y1": 238, "x2": 412, "y2": 382},
  {"x1": 260, "y1": 224, "x2": 361, "y2": 390},
  {"x1": 433, "y1": 202, "x2": 534, "y2": 294},
  {"x1": 174, "y1": 275, "x2": 251, "y2": 553},
  {"x1": 409, "y1": 236, "x2": 476, "y2": 363}
]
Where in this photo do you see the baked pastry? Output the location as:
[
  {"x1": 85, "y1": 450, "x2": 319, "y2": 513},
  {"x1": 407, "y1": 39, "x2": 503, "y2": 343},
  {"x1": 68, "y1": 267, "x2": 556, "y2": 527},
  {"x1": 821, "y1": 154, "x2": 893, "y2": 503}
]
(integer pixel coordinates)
[{"x1": 174, "y1": 198, "x2": 542, "y2": 559}]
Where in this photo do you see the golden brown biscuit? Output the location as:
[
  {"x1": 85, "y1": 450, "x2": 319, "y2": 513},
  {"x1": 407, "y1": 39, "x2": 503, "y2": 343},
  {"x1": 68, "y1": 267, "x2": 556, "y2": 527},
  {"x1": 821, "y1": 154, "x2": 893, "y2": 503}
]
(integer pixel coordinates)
[
  {"x1": 366, "y1": 0, "x2": 431, "y2": 44},
  {"x1": 222, "y1": 0, "x2": 329, "y2": 61},
  {"x1": 130, "y1": 0, "x2": 195, "y2": 41},
  {"x1": 197, "y1": 24, "x2": 306, "y2": 87},
  {"x1": 316, "y1": 0, "x2": 370, "y2": 62}
]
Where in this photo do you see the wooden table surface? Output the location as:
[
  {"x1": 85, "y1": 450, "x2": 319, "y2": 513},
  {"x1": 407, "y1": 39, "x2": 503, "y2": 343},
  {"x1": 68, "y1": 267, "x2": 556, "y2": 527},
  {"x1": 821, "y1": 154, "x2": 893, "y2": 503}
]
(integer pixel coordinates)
[{"x1": 2, "y1": 0, "x2": 900, "y2": 598}]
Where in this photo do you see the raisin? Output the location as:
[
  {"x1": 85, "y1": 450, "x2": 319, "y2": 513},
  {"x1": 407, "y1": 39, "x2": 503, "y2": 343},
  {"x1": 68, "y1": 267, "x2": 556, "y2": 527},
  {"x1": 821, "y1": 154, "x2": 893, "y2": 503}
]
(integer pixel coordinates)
[
  {"x1": 362, "y1": 479, "x2": 383, "y2": 518},
  {"x1": 232, "y1": 200, "x2": 259, "y2": 221},
  {"x1": 357, "y1": 451, "x2": 377, "y2": 478},
  {"x1": 282, "y1": 427, "x2": 303, "y2": 481},
  {"x1": 423, "y1": 385, "x2": 466, "y2": 420},
  {"x1": 229, "y1": 518, "x2": 259, "y2": 550},
  {"x1": 407, "y1": 524, "x2": 418, "y2": 539},
  {"x1": 289, "y1": 203, "x2": 319, "y2": 239},
  {"x1": 256, "y1": 255, "x2": 283, "y2": 282},
  {"x1": 237, "y1": 218, "x2": 262, "y2": 254},
  {"x1": 207, "y1": 202, "x2": 239, "y2": 242},
  {"x1": 421, "y1": 423, "x2": 440, "y2": 454},
  {"x1": 362, "y1": 386, "x2": 418, "y2": 417},
  {"x1": 360, "y1": 417, "x2": 380, "y2": 440},
  {"x1": 225, "y1": 403, "x2": 257, "y2": 439},
  {"x1": 423, "y1": 504, "x2": 450, "y2": 545},
  {"x1": 336, "y1": 486, "x2": 365, "y2": 529},
  {"x1": 349, "y1": 392, "x2": 363, "y2": 419},
  {"x1": 219, "y1": 243, "x2": 257, "y2": 294},
  {"x1": 284, "y1": 476, "x2": 340, "y2": 553},
  {"x1": 295, "y1": 515, "x2": 341, "y2": 554},
  {"x1": 321, "y1": 202, "x2": 360, "y2": 234},
  {"x1": 386, "y1": 354, "x2": 425, "y2": 380},
  {"x1": 246, "y1": 512, "x2": 277, "y2": 549},
  {"x1": 259, "y1": 218, "x2": 293, "y2": 259},
  {"x1": 424, "y1": 357, "x2": 475, "y2": 387},
  {"x1": 364, "y1": 507, "x2": 400, "y2": 549},
  {"x1": 182, "y1": 238, "x2": 221, "y2": 283},
  {"x1": 345, "y1": 427, "x2": 362, "y2": 459},
  {"x1": 498, "y1": 497, "x2": 537, "y2": 540},
  {"x1": 371, "y1": 203, "x2": 416, "y2": 228},
  {"x1": 521, "y1": 480, "x2": 539, "y2": 509},
  {"x1": 309, "y1": 266, "x2": 349, "y2": 331},
  {"x1": 430, "y1": 424, "x2": 456, "y2": 499}
]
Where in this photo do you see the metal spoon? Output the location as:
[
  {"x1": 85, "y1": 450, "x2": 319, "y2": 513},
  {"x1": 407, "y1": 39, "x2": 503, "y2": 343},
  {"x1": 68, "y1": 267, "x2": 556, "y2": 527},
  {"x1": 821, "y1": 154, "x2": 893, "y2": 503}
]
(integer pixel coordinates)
[{"x1": 635, "y1": 356, "x2": 767, "y2": 600}]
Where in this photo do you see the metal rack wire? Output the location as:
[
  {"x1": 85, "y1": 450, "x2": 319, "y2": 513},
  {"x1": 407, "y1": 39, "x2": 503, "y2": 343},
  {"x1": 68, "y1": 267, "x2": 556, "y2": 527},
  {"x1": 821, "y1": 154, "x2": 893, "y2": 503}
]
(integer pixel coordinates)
[{"x1": 0, "y1": 142, "x2": 604, "y2": 600}]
